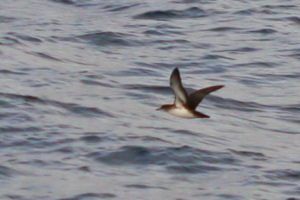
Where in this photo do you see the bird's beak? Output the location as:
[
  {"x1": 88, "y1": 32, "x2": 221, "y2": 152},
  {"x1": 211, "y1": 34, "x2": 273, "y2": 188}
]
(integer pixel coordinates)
[{"x1": 156, "y1": 107, "x2": 162, "y2": 111}]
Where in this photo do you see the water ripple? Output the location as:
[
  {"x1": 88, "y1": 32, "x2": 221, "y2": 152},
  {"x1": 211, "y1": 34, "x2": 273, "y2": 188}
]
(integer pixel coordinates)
[
  {"x1": 0, "y1": 16, "x2": 16, "y2": 23},
  {"x1": 0, "y1": 36, "x2": 21, "y2": 46},
  {"x1": 0, "y1": 92, "x2": 113, "y2": 118},
  {"x1": 205, "y1": 27, "x2": 242, "y2": 32},
  {"x1": 229, "y1": 149, "x2": 266, "y2": 160},
  {"x1": 89, "y1": 145, "x2": 239, "y2": 173},
  {"x1": 0, "y1": 69, "x2": 27, "y2": 75},
  {"x1": 78, "y1": 31, "x2": 140, "y2": 47},
  {"x1": 0, "y1": 165, "x2": 16, "y2": 178},
  {"x1": 31, "y1": 52, "x2": 63, "y2": 62},
  {"x1": 9, "y1": 32, "x2": 42, "y2": 43},
  {"x1": 0, "y1": 126, "x2": 42, "y2": 134},
  {"x1": 59, "y1": 193, "x2": 116, "y2": 200},
  {"x1": 125, "y1": 184, "x2": 168, "y2": 190},
  {"x1": 50, "y1": 0, "x2": 76, "y2": 5},
  {"x1": 265, "y1": 169, "x2": 300, "y2": 182},
  {"x1": 167, "y1": 164, "x2": 221, "y2": 174},
  {"x1": 103, "y1": 3, "x2": 141, "y2": 12},
  {"x1": 249, "y1": 28, "x2": 277, "y2": 35},
  {"x1": 287, "y1": 16, "x2": 300, "y2": 24},
  {"x1": 134, "y1": 7, "x2": 208, "y2": 20},
  {"x1": 80, "y1": 135, "x2": 102, "y2": 143}
]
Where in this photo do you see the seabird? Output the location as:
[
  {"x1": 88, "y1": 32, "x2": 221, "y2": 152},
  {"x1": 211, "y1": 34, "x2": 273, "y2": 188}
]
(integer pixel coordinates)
[{"x1": 157, "y1": 68, "x2": 224, "y2": 118}]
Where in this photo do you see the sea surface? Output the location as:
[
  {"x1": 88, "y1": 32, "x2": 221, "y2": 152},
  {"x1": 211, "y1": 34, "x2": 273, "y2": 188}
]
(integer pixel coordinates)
[{"x1": 0, "y1": 0, "x2": 300, "y2": 200}]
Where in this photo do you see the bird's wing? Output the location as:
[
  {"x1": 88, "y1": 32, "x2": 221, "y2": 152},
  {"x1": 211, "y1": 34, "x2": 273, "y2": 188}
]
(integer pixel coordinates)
[
  {"x1": 187, "y1": 85, "x2": 224, "y2": 110},
  {"x1": 169, "y1": 68, "x2": 188, "y2": 107}
]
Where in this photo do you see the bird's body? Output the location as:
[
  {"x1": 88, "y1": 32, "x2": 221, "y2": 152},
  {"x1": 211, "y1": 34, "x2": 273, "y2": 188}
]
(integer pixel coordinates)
[
  {"x1": 157, "y1": 68, "x2": 224, "y2": 118},
  {"x1": 159, "y1": 104, "x2": 210, "y2": 118}
]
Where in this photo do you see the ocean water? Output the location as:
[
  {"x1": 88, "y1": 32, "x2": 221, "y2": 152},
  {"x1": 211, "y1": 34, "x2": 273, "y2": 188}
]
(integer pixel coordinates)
[{"x1": 0, "y1": 0, "x2": 300, "y2": 199}]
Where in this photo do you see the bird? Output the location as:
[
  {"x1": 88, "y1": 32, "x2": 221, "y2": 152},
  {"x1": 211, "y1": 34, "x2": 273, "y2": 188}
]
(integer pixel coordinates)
[{"x1": 157, "y1": 68, "x2": 224, "y2": 118}]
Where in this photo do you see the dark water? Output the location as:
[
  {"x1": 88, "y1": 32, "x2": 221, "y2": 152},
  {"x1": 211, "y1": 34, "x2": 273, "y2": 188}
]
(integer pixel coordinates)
[{"x1": 1, "y1": 0, "x2": 300, "y2": 199}]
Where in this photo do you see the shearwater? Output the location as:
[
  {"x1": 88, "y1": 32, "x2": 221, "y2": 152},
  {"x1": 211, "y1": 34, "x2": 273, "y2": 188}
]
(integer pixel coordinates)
[{"x1": 157, "y1": 68, "x2": 224, "y2": 118}]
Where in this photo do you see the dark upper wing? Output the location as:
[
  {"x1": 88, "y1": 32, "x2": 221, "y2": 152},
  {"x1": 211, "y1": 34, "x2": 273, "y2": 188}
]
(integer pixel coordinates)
[
  {"x1": 187, "y1": 85, "x2": 224, "y2": 110},
  {"x1": 169, "y1": 68, "x2": 188, "y2": 106}
]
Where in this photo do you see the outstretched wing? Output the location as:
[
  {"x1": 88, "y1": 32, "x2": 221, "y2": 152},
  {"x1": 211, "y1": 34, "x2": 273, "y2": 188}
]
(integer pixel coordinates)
[
  {"x1": 187, "y1": 85, "x2": 224, "y2": 110},
  {"x1": 170, "y1": 68, "x2": 188, "y2": 107}
]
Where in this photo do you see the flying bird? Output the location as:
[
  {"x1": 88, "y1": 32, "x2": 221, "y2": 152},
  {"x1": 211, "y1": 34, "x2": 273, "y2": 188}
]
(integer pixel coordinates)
[{"x1": 157, "y1": 68, "x2": 224, "y2": 118}]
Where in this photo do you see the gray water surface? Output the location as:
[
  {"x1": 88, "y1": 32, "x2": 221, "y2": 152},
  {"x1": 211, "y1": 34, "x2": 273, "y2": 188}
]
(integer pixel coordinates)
[{"x1": 0, "y1": 0, "x2": 300, "y2": 200}]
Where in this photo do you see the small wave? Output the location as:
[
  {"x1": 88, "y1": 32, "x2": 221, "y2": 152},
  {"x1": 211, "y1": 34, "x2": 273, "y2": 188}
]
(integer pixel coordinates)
[
  {"x1": 0, "y1": 92, "x2": 113, "y2": 118},
  {"x1": 108, "y1": 68, "x2": 162, "y2": 77},
  {"x1": 253, "y1": 73, "x2": 300, "y2": 80},
  {"x1": 234, "y1": 8, "x2": 257, "y2": 15},
  {"x1": 287, "y1": 53, "x2": 300, "y2": 60},
  {"x1": 1, "y1": 137, "x2": 74, "y2": 149},
  {"x1": 134, "y1": 7, "x2": 207, "y2": 20},
  {"x1": 249, "y1": 28, "x2": 277, "y2": 34},
  {"x1": 50, "y1": 35, "x2": 80, "y2": 43},
  {"x1": 286, "y1": 197, "x2": 300, "y2": 200},
  {"x1": 16, "y1": 159, "x2": 58, "y2": 167},
  {"x1": 205, "y1": 27, "x2": 241, "y2": 32},
  {"x1": 50, "y1": 0, "x2": 98, "y2": 7},
  {"x1": 9, "y1": 32, "x2": 42, "y2": 43},
  {"x1": 125, "y1": 184, "x2": 168, "y2": 190},
  {"x1": 103, "y1": 3, "x2": 140, "y2": 12},
  {"x1": 201, "y1": 54, "x2": 234, "y2": 60},
  {"x1": 264, "y1": 169, "x2": 300, "y2": 182},
  {"x1": 80, "y1": 135, "x2": 102, "y2": 143},
  {"x1": 260, "y1": 127, "x2": 299, "y2": 135},
  {"x1": 90, "y1": 145, "x2": 238, "y2": 173},
  {"x1": 0, "y1": 126, "x2": 42, "y2": 134},
  {"x1": 0, "y1": 69, "x2": 27, "y2": 75},
  {"x1": 172, "y1": 129, "x2": 199, "y2": 136},
  {"x1": 167, "y1": 164, "x2": 221, "y2": 174},
  {"x1": 78, "y1": 166, "x2": 90, "y2": 172},
  {"x1": 152, "y1": 39, "x2": 190, "y2": 45},
  {"x1": 0, "y1": 165, "x2": 16, "y2": 178},
  {"x1": 1, "y1": 32, "x2": 41, "y2": 47},
  {"x1": 229, "y1": 149, "x2": 266, "y2": 159},
  {"x1": 59, "y1": 193, "x2": 116, "y2": 200},
  {"x1": 0, "y1": 92, "x2": 45, "y2": 103},
  {"x1": 214, "y1": 97, "x2": 268, "y2": 113},
  {"x1": 174, "y1": 0, "x2": 211, "y2": 3},
  {"x1": 280, "y1": 104, "x2": 300, "y2": 113},
  {"x1": 127, "y1": 135, "x2": 172, "y2": 144},
  {"x1": 57, "y1": 103, "x2": 113, "y2": 117},
  {"x1": 31, "y1": 52, "x2": 63, "y2": 62},
  {"x1": 36, "y1": 138, "x2": 75, "y2": 151},
  {"x1": 78, "y1": 31, "x2": 140, "y2": 47},
  {"x1": 218, "y1": 194, "x2": 244, "y2": 200},
  {"x1": 232, "y1": 61, "x2": 277, "y2": 68},
  {"x1": 122, "y1": 84, "x2": 170, "y2": 95},
  {"x1": 287, "y1": 17, "x2": 300, "y2": 24},
  {"x1": 0, "y1": 16, "x2": 16, "y2": 23},
  {"x1": 282, "y1": 48, "x2": 300, "y2": 60},
  {"x1": 0, "y1": 36, "x2": 21, "y2": 46},
  {"x1": 262, "y1": 5, "x2": 297, "y2": 9},
  {"x1": 50, "y1": 0, "x2": 76, "y2": 5},
  {"x1": 0, "y1": 112, "x2": 33, "y2": 123},
  {"x1": 54, "y1": 146, "x2": 75, "y2": 153},
  {"x1": 217, "y1": 47, "x2": 260, "y2": 53},
  {"x1": 80, "y1": 79, "x2": 114, "y2": 88},
  {"x1": 235, "y1": 5, "x2": 294, "y2": 16},
  {"x1": 143, "y1": 28, "x2": 183, "y2": 36}
]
